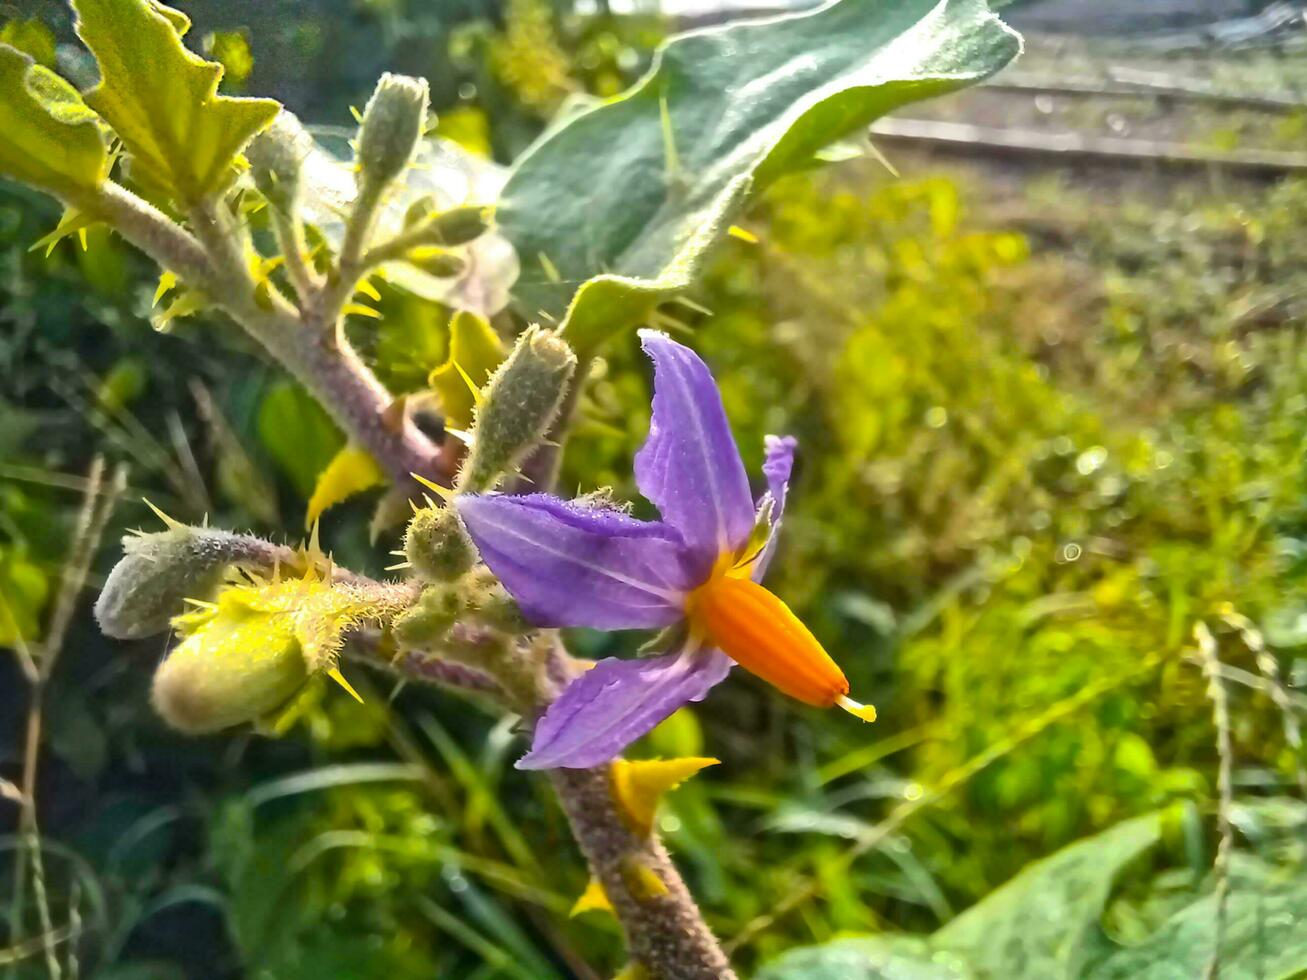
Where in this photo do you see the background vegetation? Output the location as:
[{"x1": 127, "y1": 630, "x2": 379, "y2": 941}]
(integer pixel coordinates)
[{"x1": 3, "y1": 1, "x2": 1307, "y2": 977}]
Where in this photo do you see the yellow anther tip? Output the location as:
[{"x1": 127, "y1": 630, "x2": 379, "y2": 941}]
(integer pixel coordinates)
[{"x1": 836, "y1": 695, "x2": 877, "y2": 723}]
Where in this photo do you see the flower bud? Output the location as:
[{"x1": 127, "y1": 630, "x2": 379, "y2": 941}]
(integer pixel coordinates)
[
  {"x1": 152, "y1": 593, "x2": 309, "y2": 734},
  {"x1": 357, "y1": 73, "x2": 428, "y2": 189},
  {"x1": 392, "y1": 584, "x2": 463, "y2": 648},
  {"x1": 458, "y1": 326, "x2": 577, "y2": 492},
  {"x1": 95, "y1": 526, "x2": 275, "y2": 640},
  {"x1": 405, "y1": 506, "x2": 476, "y2": 582},
  {"x1": 246, "y1": 111, "x2": 312, "y2": 211},
  {"x1": 422, "y1": 205, "x2": 491, "y2": 247},
  {"x1": 401, "y1": 247, "x2": 465, "y2": 278},
  {"x1": 460, "y1": 569, "x2": 527, "y2": 633}
]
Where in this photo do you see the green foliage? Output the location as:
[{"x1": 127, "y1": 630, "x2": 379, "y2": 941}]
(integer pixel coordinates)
[
  {"x1": 499, "y1": 0, "x2": 1020, "y2": 351},
  {"x1": 73, "y1": 0, "x2": 279, "y2": 201},
  {"x1": 759, "y1": 801, "x2": 1307, "y2": 980},
  {"x1": 0, "y1": 44, "x2": 107, "y2": 197},
  {"x1": 257, "y1": 379, "x2": 345, "y2": 500}
]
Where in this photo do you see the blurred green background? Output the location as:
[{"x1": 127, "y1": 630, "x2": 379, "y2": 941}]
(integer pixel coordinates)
[{"x1": 4, "y1": 0, "x2": 1307, "y2": 977}]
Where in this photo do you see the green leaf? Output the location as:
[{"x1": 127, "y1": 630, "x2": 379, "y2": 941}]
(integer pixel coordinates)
[
  {"x1": 757, "y1": 937, "x2": 972, "y2": 980},
  {"x1": 0, "y1": 44, "x2": 108, "y2": 197},
  {"x1": 931, "y1": 811, "x2": 1163, "y2": 978},
  {"x1": 73, "y1": 0, "x2": 279, "y2": 202},
  {"x1": 1087, "y1": 853, "x2": 1307, "y2": 980},
  {"x1": 0, "y1": 18, "x2": 57, "y2": 67},
  {"x1": 257, "y1": 380, "x2": 345, "y2": 500},
  {"x1": 498, "y1": 0, "x2": 1020, "y2": 352}
]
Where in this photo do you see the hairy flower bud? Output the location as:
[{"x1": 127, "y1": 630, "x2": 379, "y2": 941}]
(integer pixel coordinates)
[
  {"x1": 392, "y1": 584, "x2": 463, "y2": 648},
  {"x1": 95, "y1": 526, "x2": 282, "y2": 640},
  {"x1": 423, "y1": 205, "x2": 492, "y2": 247},
  {"x1": 458, "y1": 326, "x2": 577, "y2": 492},
  {"x1": 405, "y1": 506, "x2": 476, "y2": 582},
  {"x1": 401, "y1": 247, "x2": 465, "y2": 278},
  {"x1": 246, "y1": 111, "x2": 312, "y2": 211},
  {"x1": 153, "y1": 595, "x2": 309, "y2": 735},
  {"x1": 357, "y1": 73, "x2": 428, "y2": 190}
]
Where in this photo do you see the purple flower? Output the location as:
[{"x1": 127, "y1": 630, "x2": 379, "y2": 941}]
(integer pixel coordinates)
[{"x1": 457, "y1": 331, "x2": 873, "y2": 769}]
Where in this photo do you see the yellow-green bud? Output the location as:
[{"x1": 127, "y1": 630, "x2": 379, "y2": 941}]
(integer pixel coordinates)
[
  {"x1": 422, "y1": 205, "x2": 491, "y2": 247},
  {"x1": 152, "y1": 599, "x2": 309, "y2": 735},
  {"x1": 393, "y1": 584, "x2": 463, "y2": 648},
  {"x1": 95, "y1": 527, "x2": 277, "y2": 640},
  {"x1": 405, "y1": 507, "x2": 477, "y2": 582},
  {"x1": 460, "y1": 570, "x2": 527, "y2": 633},
  {"x1": 246, "y1": 111, "x2": 312, "y2": 211},
  {"x1": 401, "y1": 247, "x2": 465, "y2": 278},
  {"x1": 357, "y1": 73, "x2": 428, "y2": 189},
  {"x1": 458, "y1": 326, "x2": 577, "y2": 492}
]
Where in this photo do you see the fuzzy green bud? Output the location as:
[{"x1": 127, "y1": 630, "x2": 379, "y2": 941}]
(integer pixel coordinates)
[
  {"x1": 95, "y1": 526, "x2": 280, "y2": 640},
  {"x1": 405, "y1": 506, "x2": 477, "y2": 582},
  {"x1": 152, "y1": 596, "x2": 309, "y2": 735},
  {"x1": 392, "y1": 584, "x2": 464, "y2": 648},
  {"x1": 357, "y1": 73, "x2": 428, "y2": 189},
  {"x1": 401, "y1": 247, "x2": 465, "y2": 278},
  {"x1": 246, "y1": 111, "x2": 312, "y2": 211},
  {"x1": 422, "y1": 206, "x2": 492, "y2": 247},
  {"x1": 458, "y1": 326, "x2": 577, "y2": 492},
  {"x1": 459, "y1": 568, "x2": 527, "y2": 633}
]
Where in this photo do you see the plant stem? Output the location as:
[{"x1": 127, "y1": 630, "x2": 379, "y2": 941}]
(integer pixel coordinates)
[
  {"x1": 550, "y1": 765, "x2": 738, "y2": 980},
  {"x1": 83, "y1": 182, "x2": 443, "y2": 489}
]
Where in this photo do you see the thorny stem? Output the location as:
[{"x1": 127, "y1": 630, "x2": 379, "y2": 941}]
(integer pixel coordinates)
[
  {"x1": 83, "y1": 175, "x2": 734, "y2": 980},
  {"x1": 81, "y1": 181, "x2": 443, "y2": 491},
  {"x1": 551, "y1": 766, "x2": 739, "y2": 980}
]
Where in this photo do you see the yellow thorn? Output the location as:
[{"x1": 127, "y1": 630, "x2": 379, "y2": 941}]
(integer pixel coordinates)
[
  {"x1": 343, "y1": 302, "x2": 383, "y2": 320},
  {"x1": 537, "y1": 252, "x2": 562, "y2": 284},
  {"x1": 349, "y1": 105, "x2": 363, "y2": 123},
  {"x1": 621, "y1": 858, "x2": 669, "y2": 901},
  {"x1": 328, "y1": 668, "x2": 365, "y2": 704},
  {"x1": 610, "y1": 757, "x2": 719, "y2": 836},
  {"x1": 411, "y1": 473, "x2": 454, "y2": 501},
  {"x1": 356, "y1": 277, "x2": 382, "y2": 302},
  {"x1": 453, "y1": 362, "x2": 484, "y2": 405},
  {"x1": 307, "y1": 519, "x2": 323, "y2": 558},
  {"x1": 142, "y1": 498, "x2": 184, "y2": 530},
  {"x1": 77, "y1": 226, "x2": 89, "y2": 251},
  {"x1": 836, "y1": 695, "x2": 877, "y2": 723},
  {"x1": 727, "y1": 224, "x2": 759, "y2": 244},
  {"x1": 569, "y1": 877, "x2": 613, "y2": 918}
]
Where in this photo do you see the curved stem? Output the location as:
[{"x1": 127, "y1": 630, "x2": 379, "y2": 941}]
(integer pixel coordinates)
[
  {"x1": 550, "y1": 765, "x2": 739, "y2": 980},
  {"x1": 84, "y1": 182, "x2": 443, "y2": 489}
]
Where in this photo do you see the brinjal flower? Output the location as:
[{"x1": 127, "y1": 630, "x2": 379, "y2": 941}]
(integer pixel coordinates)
[{"x1": 456, "y1": 331, "x2": 874, "y2": 769}]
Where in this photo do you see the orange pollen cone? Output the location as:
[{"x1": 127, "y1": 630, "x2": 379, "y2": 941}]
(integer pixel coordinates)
[{"x1": 686, "y1": 572, "x2": 873, "y2": 722}]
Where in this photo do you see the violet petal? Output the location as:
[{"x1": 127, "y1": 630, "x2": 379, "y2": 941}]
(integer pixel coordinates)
[
  {"x1": 457, "y1": 493, "x2": 697, "y2": 629},
  {"x1": 753, "y1": 434, "x2": 798, "y2": 582},
  {"x1": 634, "y1": 330, "x2": 755, "y2": 574},
  {"x1": 517, "y1": 644, "x2": 733, "y2": 769}
]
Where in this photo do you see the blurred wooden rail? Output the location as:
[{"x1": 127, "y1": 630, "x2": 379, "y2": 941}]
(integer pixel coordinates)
[
  {"x1": 869, "y1": 117, "x2": 1307, "y2": 179},
  {"x1": 987, "y1": 68, "x2": 1307, "y2": 114}
]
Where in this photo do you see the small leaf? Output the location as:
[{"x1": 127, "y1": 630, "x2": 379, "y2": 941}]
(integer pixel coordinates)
[
  {"x1": 305, "y1": 444, "x2": 387, "y2": 528},
  {"x1": 73, "y1": 0, "x2": 279, "y2": 202},
  {"x1": 429, "y1": 310, "x2": 505, "y2": 429},
  {"x1": 609, "y1": 756, "x2": 718, "y2": 836},
  {"x1": 569, "y1": 877, "x2": 613, "y2": 918},
  {"x1": 0, "y1": 44, "x2": 108, "y2": 197},
  {"x1": 0, "y1": 19, "x2": 57, "y2": 68}
]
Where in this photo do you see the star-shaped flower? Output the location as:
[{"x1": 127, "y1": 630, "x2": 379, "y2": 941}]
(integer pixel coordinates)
[{"x1": 457, "y1": 331, "x2": 873, "y2": 769}]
